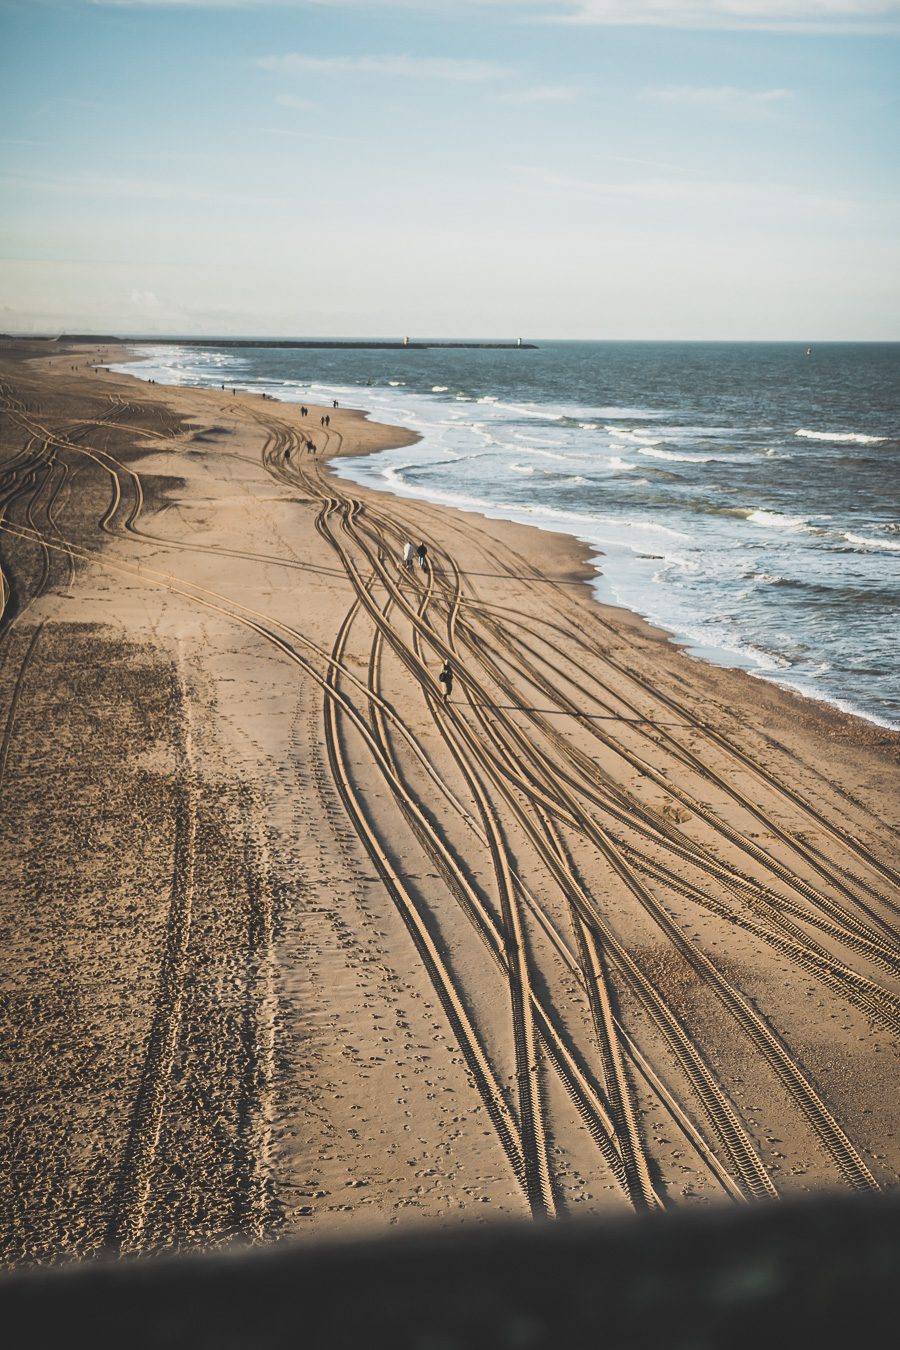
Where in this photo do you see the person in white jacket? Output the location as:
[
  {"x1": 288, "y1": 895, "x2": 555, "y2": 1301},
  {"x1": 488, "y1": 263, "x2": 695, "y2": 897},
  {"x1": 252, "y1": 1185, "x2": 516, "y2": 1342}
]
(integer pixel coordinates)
[{"x1": 402, "y1": 541, "x2": 414, "y2": 569}]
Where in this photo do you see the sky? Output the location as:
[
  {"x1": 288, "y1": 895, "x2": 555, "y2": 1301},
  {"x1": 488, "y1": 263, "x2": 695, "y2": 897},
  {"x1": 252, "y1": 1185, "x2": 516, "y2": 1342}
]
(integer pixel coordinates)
[{"x1": 1, "y1": 0, "x2": 898, "y2": 339}]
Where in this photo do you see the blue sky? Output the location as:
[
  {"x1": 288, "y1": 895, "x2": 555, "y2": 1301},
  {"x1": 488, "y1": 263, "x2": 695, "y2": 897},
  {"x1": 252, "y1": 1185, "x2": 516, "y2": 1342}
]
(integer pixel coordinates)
[{"x1": 1, "y1": 1, "x2": 898, "y2": 337}]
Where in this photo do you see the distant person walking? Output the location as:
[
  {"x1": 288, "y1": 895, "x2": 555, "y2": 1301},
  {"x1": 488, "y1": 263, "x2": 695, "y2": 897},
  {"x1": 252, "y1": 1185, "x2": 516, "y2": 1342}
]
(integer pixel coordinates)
[
  {"x1": 402, "y1": 541, "x2": 414, "y2": 569},
  {"x1": 438, "y1": 660, "x2": 453, "y2": 703},
  {"x1": 332, "y1": 399, "x2": 339, "y2": 409},
  {"x1": 417, "y1": 542, "x2": 428, "y2": 569}
]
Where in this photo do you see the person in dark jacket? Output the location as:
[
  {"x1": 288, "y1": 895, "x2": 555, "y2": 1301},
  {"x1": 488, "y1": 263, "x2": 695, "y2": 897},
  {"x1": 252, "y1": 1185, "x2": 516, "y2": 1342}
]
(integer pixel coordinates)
[
  {"x1": 417, "y1": 542, "x2": 428, "y2": 568},
  {"x1": 438, "y1": 660, "x2": 453, "y2": 703}
]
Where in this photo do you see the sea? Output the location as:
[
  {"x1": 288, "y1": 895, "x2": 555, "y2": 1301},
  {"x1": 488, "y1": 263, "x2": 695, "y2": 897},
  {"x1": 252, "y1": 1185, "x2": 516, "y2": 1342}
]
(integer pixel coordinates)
[{"x1": 110, "y1": 341, "x2": 900, "y2": 731}]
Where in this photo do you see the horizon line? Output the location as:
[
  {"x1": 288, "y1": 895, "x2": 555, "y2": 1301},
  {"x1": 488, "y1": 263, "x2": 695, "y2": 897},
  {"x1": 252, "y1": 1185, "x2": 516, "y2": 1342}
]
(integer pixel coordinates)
[{"x1": 5, "y1": 333, "x2": 900, "y2": 345}]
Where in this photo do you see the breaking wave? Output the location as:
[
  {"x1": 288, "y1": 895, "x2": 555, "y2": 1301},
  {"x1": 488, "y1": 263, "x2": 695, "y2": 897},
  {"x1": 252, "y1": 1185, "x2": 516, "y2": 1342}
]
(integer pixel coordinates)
[{"x1": 795, "y1": 428, "x2": 886, "y2": 445}]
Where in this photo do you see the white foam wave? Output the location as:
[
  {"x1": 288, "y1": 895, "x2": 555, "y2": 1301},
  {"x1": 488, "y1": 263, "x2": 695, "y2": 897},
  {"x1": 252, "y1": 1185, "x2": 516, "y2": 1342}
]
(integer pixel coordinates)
[
  {"x1": 606, "y1": 427, "x2": 661, "y2": 444},
  {"x1": 843, "y1": 532, "x2": 900, "y2": 552},
  {"x1": 381, "y1": 462, "x2": 420, "y2": 489},
  {"x1": 466, "y1": 397, "x2": 662, "y2": 423},
  {"x1": 795, "y1": 428, "x2": 886, "y2": 445},
  {"x1": 639, "y1": 446, "x2": 720, "y2": 464},
  {"x1": 757, "y1": 676, "x2": 900, "y2": 731},
  {"x1": 608, "y1": 457, "x2": 636, "y2": 471},
  {"x1": 746, "y1": 510, "x2": 811, "y2": 532},
  {"x1": 593, "y1": 407, "x2": 661, "y2": 420},
  {"x1": 512, "y1": 432, "x2": 565, "y2": 449},
  {"x1": 508, "y1": 463, "x2": 535, "y2": 474},
  {"x1": 513, "y1": 445, "x2": 572, "y2": 463},
  {"x1": 431, "y1": 385, "x2": 449, "y2": 392}
]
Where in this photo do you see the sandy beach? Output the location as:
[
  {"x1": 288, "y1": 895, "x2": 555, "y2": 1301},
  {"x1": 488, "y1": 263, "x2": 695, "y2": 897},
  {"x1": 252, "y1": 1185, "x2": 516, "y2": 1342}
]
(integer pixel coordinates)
[{"x1": 1, "y1": 339, "x2": 898, "y2": 1267}]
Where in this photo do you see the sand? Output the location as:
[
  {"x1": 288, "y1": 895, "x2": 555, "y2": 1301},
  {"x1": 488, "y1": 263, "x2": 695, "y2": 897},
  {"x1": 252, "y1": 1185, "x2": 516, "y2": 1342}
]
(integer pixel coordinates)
[{"x1": 1, "y1": 339, "x2": 898, "y2": 1267}]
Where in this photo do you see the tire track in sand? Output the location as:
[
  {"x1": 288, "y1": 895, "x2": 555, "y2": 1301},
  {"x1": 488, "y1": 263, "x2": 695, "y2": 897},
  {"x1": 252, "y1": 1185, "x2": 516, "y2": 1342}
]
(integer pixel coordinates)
[{"x1": 108, "y1": 645, "x2": 197, "y2": 1253}]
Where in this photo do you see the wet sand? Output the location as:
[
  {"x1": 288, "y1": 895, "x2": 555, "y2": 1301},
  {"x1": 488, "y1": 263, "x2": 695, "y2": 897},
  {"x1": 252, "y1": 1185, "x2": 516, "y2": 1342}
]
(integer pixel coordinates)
[{"x1": 1, "y1": 339, "x2": 898, "y2": 1266}]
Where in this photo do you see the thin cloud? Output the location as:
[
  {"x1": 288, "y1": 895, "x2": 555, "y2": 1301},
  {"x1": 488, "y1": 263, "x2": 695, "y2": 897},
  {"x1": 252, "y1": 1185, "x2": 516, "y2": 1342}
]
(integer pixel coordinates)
[
  {"x1": 87, "y1": 2, "x2": 286, "y2": 7},
  {"x1": 83, "y1": 0, "x2": 900, "y2": 32},
  {"x1": 644, "y1": 85, "x2": 794, "y2": 108},
  {"x1": 494, "y1": 84, "x2": 578, "y2": 103},
  {"x1": 509, "y1": 161, "x2": 864, "y2": 220},
  {"x1": 258, "y1": 53, "x2": 513, "y2": 81},
  {"x1": 555, "y1": 1, "x2": 900, "y2": 34},
  {"x1": 600, "y1": 152, "x2": 684, "y2": 172},
  {"x1": 0, "y1": 167, "x2": 282, "y2": 207},
  {"x1": 88, "y1": 2, "x2": 543, "y2": 8},
  {"x1": 265, "y1": 127, "x2": 370, "y2": 144},
  {"x1": 275, "y1": 94, "x2": 318, "y2": 109}
]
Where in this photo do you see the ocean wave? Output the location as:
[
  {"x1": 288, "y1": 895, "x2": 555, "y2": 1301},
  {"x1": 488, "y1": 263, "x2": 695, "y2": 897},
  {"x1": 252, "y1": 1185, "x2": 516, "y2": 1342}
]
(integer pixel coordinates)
[
  {"x1": 380, "y1": 462, "x2": 419, "y2": 489},
  {"x1": 608, "y1": 457, "x2": 637, "y2": 471},
  {"x1": 594, "y1": 407, "x2": 662, "y2": 420},
  {"x1": 466, "y1": 397, "x2": 662, "y2": 424},
  {"x1": 431, "y1": 385, "x2": 449, "y2": 392},
  {"x1": 843, "y1": 531, "x2": 900, "y2": 552},
  {"x1": 606, "y1": 427, "x2": 661, "y2": 444},
  {"x1": 512, "y1": 432, "x2": 566, "y2": 449},
  {"x1": 342, "y1": 464, "x2": 496, "y2": 516},
  {"x1": 638, "y1": 446, "x2": 722, "y2": 464},
  {"x1": 508, "y1": 463, "x2": 535, "y2": 474},
  {"x1": 555, "y1": 406, "x2": 664, "y2": 422},
  {"x1": 756, "y1": 675, "x2": 899, "y2": 731},
  {"x1": 510, "y1": 444, "x2": 573, "y2": 463},
  {"x1": 795, "y1": 428, "x2": 886, "y2": 445},
  {"x1": 745, "y1": 509, "x2": 812, "y2": 532}
]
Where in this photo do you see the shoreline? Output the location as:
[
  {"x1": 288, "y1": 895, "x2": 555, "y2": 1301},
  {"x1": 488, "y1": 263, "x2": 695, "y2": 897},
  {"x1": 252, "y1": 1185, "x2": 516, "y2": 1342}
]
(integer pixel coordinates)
[
  {"x1": 108, "y1": 340, "x2": 899, "y2": 749},
  {"x1": 2, "y1": 337, "x2": 898, "y2": 1262}
]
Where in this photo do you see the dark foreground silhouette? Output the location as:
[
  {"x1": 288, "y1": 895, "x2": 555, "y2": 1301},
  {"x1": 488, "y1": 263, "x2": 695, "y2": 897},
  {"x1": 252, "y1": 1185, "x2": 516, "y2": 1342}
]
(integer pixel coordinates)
[{"x1": 2, "y1": 1192, "x2": 897, "y2": 1349}]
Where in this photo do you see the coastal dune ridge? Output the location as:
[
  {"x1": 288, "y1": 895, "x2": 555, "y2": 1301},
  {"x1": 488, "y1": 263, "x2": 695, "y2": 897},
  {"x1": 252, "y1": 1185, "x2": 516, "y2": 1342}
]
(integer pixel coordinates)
[{"x1": 0, "y1": 338, "x2": 898, "y2": 1269}]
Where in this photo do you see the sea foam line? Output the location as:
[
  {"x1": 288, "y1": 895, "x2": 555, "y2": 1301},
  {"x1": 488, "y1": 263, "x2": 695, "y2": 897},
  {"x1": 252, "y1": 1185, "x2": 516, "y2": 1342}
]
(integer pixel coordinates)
[{"x1": 795, "y1": 428, "x2": 886, "y2": 445}]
